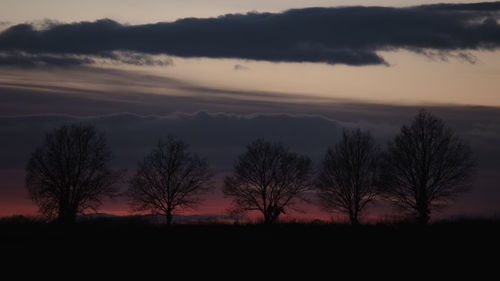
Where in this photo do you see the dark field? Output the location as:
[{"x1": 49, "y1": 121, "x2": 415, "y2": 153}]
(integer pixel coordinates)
[
  {"x1": 1, "y1": 217, "x2": 499, "y2": 259},
  {"x1": 1, "y1": 219, "x2": 498, "y2": 277}
]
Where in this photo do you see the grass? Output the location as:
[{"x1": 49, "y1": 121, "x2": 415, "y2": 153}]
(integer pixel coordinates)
[
  {"x1": 1, "y1": 215, "x2": 499, "y2": 248},
  {"x1": 1, "y1": 215, "x2": 498, "y2": 271}
]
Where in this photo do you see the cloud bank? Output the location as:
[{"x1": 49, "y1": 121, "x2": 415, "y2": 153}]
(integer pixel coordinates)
[{"x1": 1, "y1": 2, "x2": 500, "y2": 66}]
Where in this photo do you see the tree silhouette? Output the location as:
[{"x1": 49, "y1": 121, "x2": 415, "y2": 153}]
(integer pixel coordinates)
[
  {"x1": 26, "y1": 124, "x2": 120, "y2": 223},
  {"x1": 127, "y1": 136, "x2": 214, "y2": 226},
  {"x1": 223, "y1": 139, "x2": 313, "y2": 224},
  {"x1": 315, "y1": 128, "x2": 381, "y2": 225},
  {"x1": 381, "y1": 109, "x2": 476, "y2": 224}
]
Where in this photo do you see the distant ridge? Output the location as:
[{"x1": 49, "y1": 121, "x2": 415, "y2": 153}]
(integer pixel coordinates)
[{"x1": 77, "y1": 213, "x2": 244, "y2": 224}]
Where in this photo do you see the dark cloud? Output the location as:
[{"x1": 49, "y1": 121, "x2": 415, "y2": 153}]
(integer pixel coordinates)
[
  {"x1": 1, "y1": 2, "x2": 500, "y2": 66},
  {"x1": 0, "y1": 112, "x2": 344, "y2": 170},
  {"x1": 1, "y1": 108, "x2": 499, "y2": 171},
  {"x1": 420, "y1": 2, "x2": 500, "y2": 11}
]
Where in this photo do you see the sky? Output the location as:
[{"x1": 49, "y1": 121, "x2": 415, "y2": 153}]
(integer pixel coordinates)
[
  {"x1": 1, "y1": 0, "x2": 493, "y2": 24},
  {"x1": 0, "y1": 0, "x2": 500, "y2": 222}
]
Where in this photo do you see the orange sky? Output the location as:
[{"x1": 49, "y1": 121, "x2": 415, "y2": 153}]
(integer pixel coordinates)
[
  {"x1": 1, "y1": 0, "x2": 494, "y2": 25},
  {"x1": 125, "y1": 50, "x2": 500, "y2": 107},
  {"x1": 3, "y1": 49, "x2": 500, "y2": 108}
]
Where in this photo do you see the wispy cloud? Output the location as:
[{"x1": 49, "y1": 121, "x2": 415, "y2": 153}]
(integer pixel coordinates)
[
  {"x1": 0, "y1": 51, "x2": 173, "y2": 67},
  {"x1": 0, "y1": 52, "x2": 93, "y2": 67},
  {"x1": 233, "y1": 64, "x2": 249, "y2": 71}
]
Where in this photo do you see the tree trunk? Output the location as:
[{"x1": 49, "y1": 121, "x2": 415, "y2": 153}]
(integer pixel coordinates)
[
  {"x1": 264, "y1": 211, "x2": 274, "y2": 224},
  {"x1": 351, "y1": 201, "x2": 360, "y2": 225},
  {"x1": 264, "y1": 215, "x2": 270, "y2": 224},
  {"x1": 264, "y1": 205, "x2": 281, "y2": 224},
  {"x1": 350, "y1": 214, "x2": 359, "y2": 226},
  {"x1": 166, "y1": 210, "x2": 173, "y2": 227},
  {"x1": 270, "y1": 213, "x2": 279, "y2": 224},
  {"x1": 417, "y1": 208, "x2": 430, "y2": 225},
  {"x1": 416, "y1": 194, "x2": 430, "y2": 225},
  {"x1": 58, "y1": 208, "x2": 77, "y2": 224}
]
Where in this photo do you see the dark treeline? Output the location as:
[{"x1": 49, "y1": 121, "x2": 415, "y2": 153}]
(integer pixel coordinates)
[{"x1": 24, "y1": 109, "x2": 476, "y2": 225}]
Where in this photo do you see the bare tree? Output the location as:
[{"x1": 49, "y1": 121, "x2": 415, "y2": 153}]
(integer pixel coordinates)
[
  {"x1": 315, "y1": 128, "x2": 381, "y2": 225},
  {"x1": 127, "y1": 136, "x2": 214, "y2": 226},
  {"x1": 381, "y1": 109, "x2": 476, "y2": 224},
  {"x1": 223, "y1": 139, "x2": 313, "y2": 224},
  {"x1": 26, "y1": 124, "x2": 120, "y2": 223}
]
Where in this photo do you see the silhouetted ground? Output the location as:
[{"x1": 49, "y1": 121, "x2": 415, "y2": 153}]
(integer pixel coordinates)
[{"x1": 1, "y1": 216, "x2": 498, "y2": 270}]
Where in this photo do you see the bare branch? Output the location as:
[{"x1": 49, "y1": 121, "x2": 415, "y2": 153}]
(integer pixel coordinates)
[
  {"x1": 127, "y1": 136, "x2": 214, "y2": 226},
  {"x1": 25, "y1": 124, "x2": 121, "y2": 223},
  {"x1": 223, "y1": 139, "x2": 313, "y2": 224},
  {"x1": 380, "y1": 109, "x2": 476, "y2": 224},
  {"x1": 315, "y1": 128, "x2": 381, "y2": 225}
]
